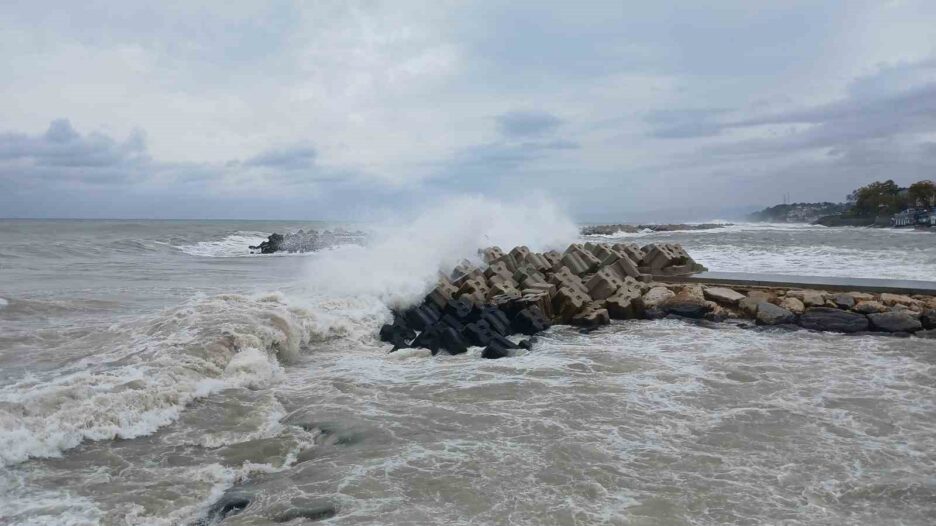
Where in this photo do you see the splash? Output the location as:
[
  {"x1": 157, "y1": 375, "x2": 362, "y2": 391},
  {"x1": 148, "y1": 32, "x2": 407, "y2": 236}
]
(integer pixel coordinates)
[{"x1": 300, "y1": 195, "x2": 578, "y2": 308}]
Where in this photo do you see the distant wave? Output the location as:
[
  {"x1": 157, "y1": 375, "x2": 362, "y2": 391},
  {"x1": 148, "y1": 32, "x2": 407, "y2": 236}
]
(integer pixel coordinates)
[{"x1": 174, "y1": 231, "x2": 270, "y2": 258}]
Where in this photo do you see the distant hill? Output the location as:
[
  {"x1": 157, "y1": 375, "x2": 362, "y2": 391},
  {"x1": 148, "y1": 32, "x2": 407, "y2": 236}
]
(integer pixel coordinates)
[{"x1": 748, "y1": 202, "x2": 849, "y2": 223}]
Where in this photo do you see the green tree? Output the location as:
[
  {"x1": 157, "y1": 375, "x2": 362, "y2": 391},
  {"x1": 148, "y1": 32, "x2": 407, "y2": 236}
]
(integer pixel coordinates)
[
  {"x1": 907, "y1": 180, "x2": 936, "y2": 207},
  {"x1": 847, "y1": 180, "x2": 904, "y2": 216}
]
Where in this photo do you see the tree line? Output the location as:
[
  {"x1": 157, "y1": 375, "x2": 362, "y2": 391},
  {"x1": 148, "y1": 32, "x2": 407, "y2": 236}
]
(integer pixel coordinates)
[{"x1": 845, "y1": 180, "x2": 936, "y2": 217}]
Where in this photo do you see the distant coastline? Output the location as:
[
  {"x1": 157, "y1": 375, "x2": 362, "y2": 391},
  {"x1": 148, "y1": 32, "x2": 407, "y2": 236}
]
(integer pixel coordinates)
[{"x1": 749, "y1": 179, "x2": 936, "y2": 229}]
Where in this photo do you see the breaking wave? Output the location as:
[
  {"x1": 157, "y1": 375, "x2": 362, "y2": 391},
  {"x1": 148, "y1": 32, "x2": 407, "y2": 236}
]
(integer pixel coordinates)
[{"x1": 0, "y1": 293, "x2": 349, "y2": 466}]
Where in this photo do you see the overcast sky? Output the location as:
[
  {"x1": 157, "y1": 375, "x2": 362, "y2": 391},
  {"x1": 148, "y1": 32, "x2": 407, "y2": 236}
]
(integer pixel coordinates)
[{"x1": 2, "y1": 1, "x2": 936, "y2": 221}]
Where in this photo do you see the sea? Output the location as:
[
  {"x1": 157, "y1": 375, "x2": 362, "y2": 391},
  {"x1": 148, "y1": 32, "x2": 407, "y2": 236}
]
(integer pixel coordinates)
[{"x1": 1, "y1": 198, "x2": 935, "y2": 525}]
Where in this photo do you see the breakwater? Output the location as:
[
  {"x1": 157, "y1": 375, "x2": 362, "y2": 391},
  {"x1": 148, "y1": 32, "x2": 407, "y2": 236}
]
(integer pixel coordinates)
[{"x1": 380, "y1": 242, "x2": 936, "y2": 358}]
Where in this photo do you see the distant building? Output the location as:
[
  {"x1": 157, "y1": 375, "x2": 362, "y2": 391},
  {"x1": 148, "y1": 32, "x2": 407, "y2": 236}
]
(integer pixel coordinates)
[{"x1": 892, "y1": 208, "x2": 935, "y2": 227}]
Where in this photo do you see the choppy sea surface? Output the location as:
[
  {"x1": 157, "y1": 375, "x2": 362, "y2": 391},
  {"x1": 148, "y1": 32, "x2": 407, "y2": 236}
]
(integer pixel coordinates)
[{"x1": 1, "y1": 210, "x2": 935, "y2": 525}]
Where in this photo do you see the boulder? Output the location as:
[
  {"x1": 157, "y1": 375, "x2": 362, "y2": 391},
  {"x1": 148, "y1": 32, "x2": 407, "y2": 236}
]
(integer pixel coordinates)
[
  {"x1": 703, "y1": 287, "x2": 745, "y2": 306},
  {"x1": 915, "y1": 329, "x2": 936, "y2": 339},
  {"x1": 831, "y1": 294, "x2": 855, "y2": 310},
  {"x1": 852, "y1": 300, "x2": 887, "y2": 314},
  {"x1": 778, "y1": 297, "x2": 805, "y2": 315},
  {"x1": 845, "y1": 291, "x2": 875, "y2": 302},
  {"x1": 921, "y1": 309, "x2": 936, "y2": 330},
  {"x1": 659, "y1": 293, "x2": 712, "y2": 319},
  {"x1": 739, "y1": 291, "x2": 771, "y2": 317},
  {"x1": 880, "y1": 293, "x2": 920, "y2": 308},
  {"x1": 868, "y1": 311, "x2": 922, "y2": 333},
  {"x1": 570, "y1": 308, "x2": 611, "y2": 328},
  {"x1": 799, "y1": 307, "x2": 869, "y2": 333},
  {"x1": 481, "y1": 339, "x2": 511, "y2": 359},
  {"x1": 756, "y1": 302, "x2": 795, "y2": 325},
  {"x1": 638, "y1": 287, "x2": 675, "y2": 311},
  {"x1": 786, "y1": 289, "x2": 825, "y2": 308}
]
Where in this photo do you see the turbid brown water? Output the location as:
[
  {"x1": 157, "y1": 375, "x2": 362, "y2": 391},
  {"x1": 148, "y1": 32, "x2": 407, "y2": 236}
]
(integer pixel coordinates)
[{"x1": 2, "y1": 213, "x2": 935, "y2": 525}]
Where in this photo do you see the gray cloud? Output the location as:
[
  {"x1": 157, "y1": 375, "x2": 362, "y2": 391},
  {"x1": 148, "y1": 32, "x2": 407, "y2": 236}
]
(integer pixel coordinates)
[
  {"x1": 644, "y1": 109, "x2": 729, "y2": 139},
  {"x1": 496, "y1": 111, "x2": 562, "y2": 137},
  {"x1": 244, "y1": 144, "x2": 317, "y2": 170}
]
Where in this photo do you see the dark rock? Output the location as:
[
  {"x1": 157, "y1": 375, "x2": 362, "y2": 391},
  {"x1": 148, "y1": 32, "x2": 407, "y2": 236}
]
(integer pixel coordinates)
[
  {"x1": 915, "y1": 329, "x2": 936, "y2": 339},
  {"x1": 659, "y1": 295, "x2": 712, "y2": 319},
  {"x1": 438, "y1": 313, "x2": 465, "y2": 332},
  {"x1": 755, "y1": 302, "x2": 795, "y2": 325},
  {"x1": 462, "y1": 320, "x2": 495, "y2": 347},
  {"x1": 411, "y1": 324, "x2": 443, "y2": 353},
  {"x1": 920, "y1": 309, "x2": 936, "y2": 330},
  {"x1": 570, "y1": 308, "x2": 611, "y2": 328},
  {"x1": 438, "y1": 327, "x2": 469, "y2": 355},
  {"x1": 249, "y1": 233, "x2": 284, "y2": 254},
  {"x1": 799, "y1": 307, "x2": 869, "y2": 333},
  {"x1": 200, "y1": 490, "x2": 251, "y2": 525},
  {"x1": 868, "y1": 311, "x2": 922, "y2": 333},
  {"x1": 511, "y1": 306, "x2": 550, "y2": 335},
  {"x1": 444, "y1": 297, "x2": 479, "y2": 322},
  {"x1": 643, "y1": 307, "x2": 667, "y2": 320},
  {"x1": 402, "y1": 305, "x2": 438, "y2": 332},
  {"x1": 481, "y1": 339, "x2": 511, "y2": 359},
  {"x1": 518, "y1": 339, "x2": 533, "y2": 350},
  {"x1": 249, "y1": 229, "x2": 366, "y2": 254},
  {"x1": 832, "y1": 294, "x2": 855, "y2": 309},
  {"x1": 378, "y1": 320, "x2": 414, "y2": 349},
  {"x1": 480, "y1": 307, "x2": 511, "y2": 336}
]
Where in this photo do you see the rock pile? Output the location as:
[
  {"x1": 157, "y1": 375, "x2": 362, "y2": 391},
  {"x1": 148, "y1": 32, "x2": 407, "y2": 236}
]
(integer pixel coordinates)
[
  {"x1": 379, "y1": 242, "x2": 936, "y2": 358},
  {"x1": 249, "y1": 229, "x2": 367, "y2": 254},
  {"x1": 379, "y1": 242, "x2": 708, "y2": 358},
  {"x1": 581, "y1": 223, "x2": 729, "y2": 235}
]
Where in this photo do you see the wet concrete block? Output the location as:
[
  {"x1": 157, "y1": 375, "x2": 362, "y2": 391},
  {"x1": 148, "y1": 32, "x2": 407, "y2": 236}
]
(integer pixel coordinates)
[
  {"x1": 438, "y1": 326, "x2": 469, "y2": 355},
  {"x1": 571, "y1": 307, "x2": 610, "y2": 328},
  {"x1": 462, "y1": 319, "x2": 496, "y2": 347},
  {"x1": 553, "y1": 286, "x2": 591, "y2": 321},
  {"x1": 585, "y1": 267, "x2": 625, "y2": 301},
  {"x1": 511, "y1": 306, "x2": 551, "y2": 335},
  {"x1": 426, "y1": 281, "x2": 458, "y2": 309}
]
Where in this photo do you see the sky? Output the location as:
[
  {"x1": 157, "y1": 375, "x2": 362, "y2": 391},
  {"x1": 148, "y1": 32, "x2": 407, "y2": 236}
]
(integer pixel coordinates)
[{"x1": 1, "y1": 0, "x2": 936, "y2": 221}]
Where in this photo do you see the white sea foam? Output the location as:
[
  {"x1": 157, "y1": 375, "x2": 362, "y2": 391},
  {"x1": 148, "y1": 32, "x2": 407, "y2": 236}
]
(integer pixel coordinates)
[
  {"x1": 176, "y1": 231, "x2": 269, "y2": 257},
  {"x1": 0, "y1": 297, "x2": 8, "y2": 310}
]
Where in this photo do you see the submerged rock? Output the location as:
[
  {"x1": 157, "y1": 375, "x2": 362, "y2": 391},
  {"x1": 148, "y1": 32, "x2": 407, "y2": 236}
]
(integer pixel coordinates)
[
  {"x1": 756, "y1": 302, "x2": 795, "y2": 325},
  {"x1": 868, "y1": 311, "x2": 922, "y2": 333},
  {"x1": 799, "y1": 307, "x2": 869, "y2": 333}
]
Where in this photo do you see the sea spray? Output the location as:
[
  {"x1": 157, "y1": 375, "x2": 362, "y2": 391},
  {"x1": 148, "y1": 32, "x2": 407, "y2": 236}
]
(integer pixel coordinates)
[{"x1": 300, "y1": 195, "x2": 578, "y2": 308}]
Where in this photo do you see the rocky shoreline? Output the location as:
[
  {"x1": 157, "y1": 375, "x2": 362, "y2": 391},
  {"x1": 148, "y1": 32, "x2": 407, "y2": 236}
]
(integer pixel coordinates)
[
  {"x1": 380, "y1": 242, "x2": 936, "y2": 359},
  {"x1": 580, "y1": 223, "x2": 729, "y2": 235}
]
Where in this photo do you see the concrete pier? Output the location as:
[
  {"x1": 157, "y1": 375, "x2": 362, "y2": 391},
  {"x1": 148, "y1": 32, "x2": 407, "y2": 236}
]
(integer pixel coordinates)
[{"x1": 667, "y1": 271, "x2": 936, "y2": 296}]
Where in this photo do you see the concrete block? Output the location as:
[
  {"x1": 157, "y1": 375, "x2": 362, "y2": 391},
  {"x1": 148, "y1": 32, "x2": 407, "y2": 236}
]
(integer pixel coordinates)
[
  {"x1": 522, "y1": 282, "x2": 557, "y2": 298},
  {"x1": 509, "y1": 246, "x2": 531, "y2": 265},
  {"x1": 571, "y1": 308, "x2": 610, "y2": 328},
  {"x1": 560, "y1": 251, "x2": 589, "y2": 276},
  {"x1": 426, "y1": 281, "x2": 459, "y2": 308},
  {"x1": 550, "y1": 266, "x2": 589, "y2": 295},
  {"x1": 612, "y1": 243, "x2": 645, "y2": 263},
  {"x1": 519, "y1": 291, "x2": 553, "y2": 320},
  {"x1": 609, "y1": 254, "x2": 641, "y2": 279},
  {"x1": 604, "y1": 286, "x2": 642, "y2": 319},
  {"x1": 523, "y1": 252, "x2": 552, "y2": 272},
  {"x1": 543, "y1": 250, "x2": 562, "y2": 268},
  {"x1": 484, "y1": 261, "x2": 514, "y2": 282},
  {"x1": 585, "y1": 267, "x2": 625, "y2": 301},
  {"x1": 480, "y1": 246, "x2": 505, "y2": 264},
  {"x1": 553, "y1": 286, "x2": 591, "y2": 321}
]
